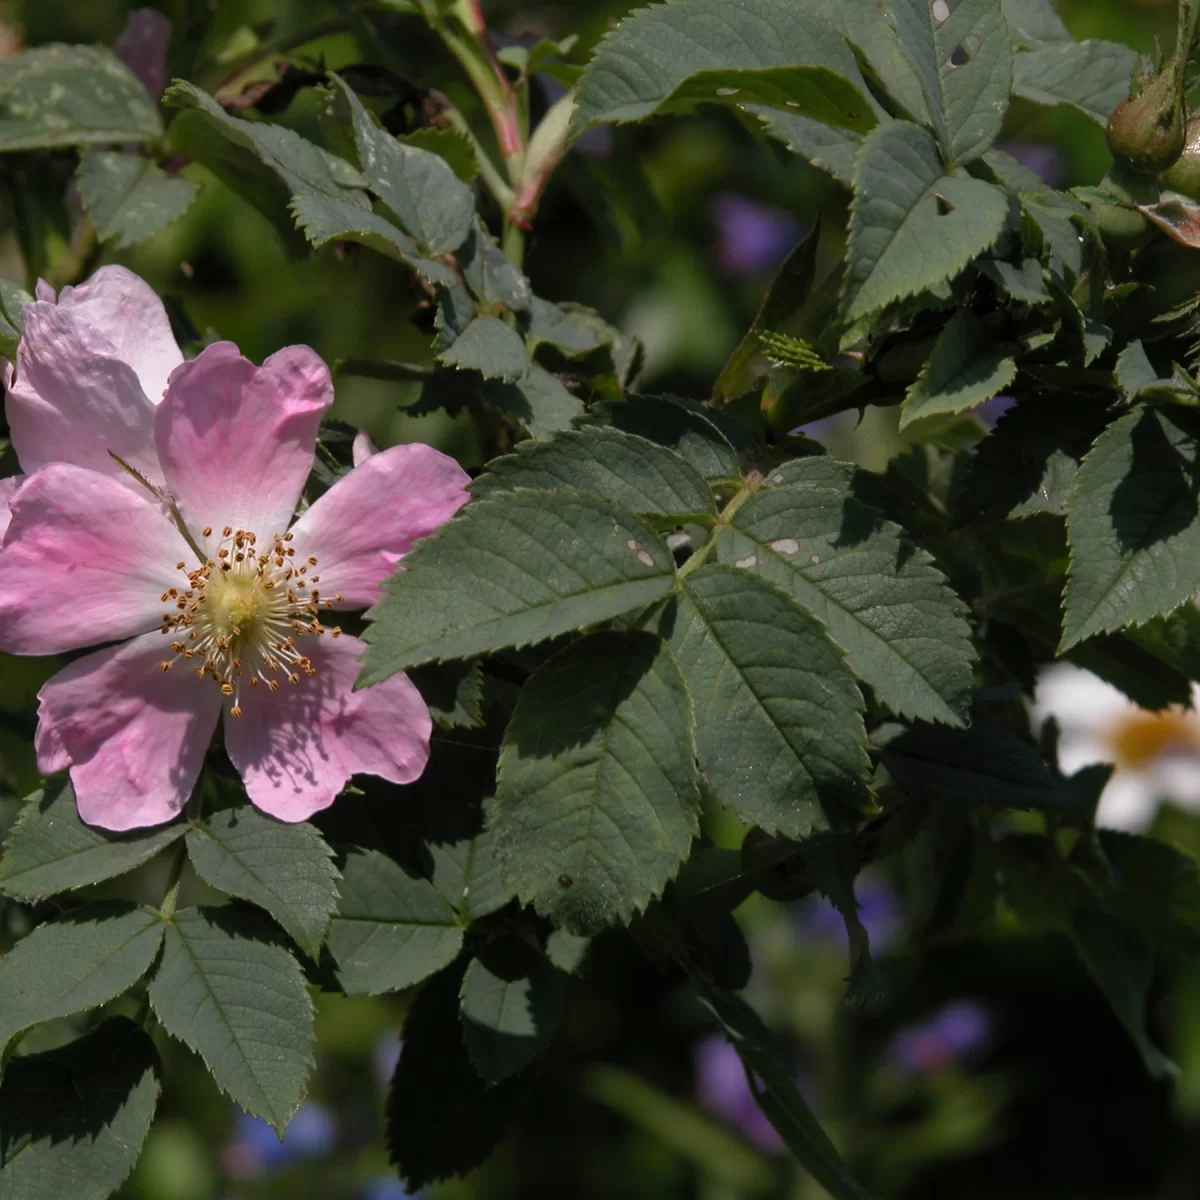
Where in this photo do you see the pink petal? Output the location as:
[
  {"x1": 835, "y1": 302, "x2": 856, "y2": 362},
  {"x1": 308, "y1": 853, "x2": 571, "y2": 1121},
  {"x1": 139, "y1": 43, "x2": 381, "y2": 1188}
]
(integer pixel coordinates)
[
  {"x1": 53, "y1": 266, "x2": 183, "y2": 405},
  {"x1": 0, "y1": 464, "x2": 191, "y2": 655},
  {"x1": 289, "y1": 444, "x2": 470, "y2": 608},
  {"x1": 6, "y1": 289, "x2": 167, "y2": 483},
  {"x1": 224, "y1": 633, "x2": 431, "y2": 821},
  {"x1": 37, "y1": 630, "x2": 222, "y2": 831},
  {"x1": 112, "y1": 8, "x2": 172, "y2": 100},
  {"x1": 156, "y1": 343, "x2": 334, "y2": 544},
  {"x1": 0, "y1": 475, "x2": 21, "y2": 543},
  {"x1": 352, "y1": 430, "x2": 379, "y2": 466}
]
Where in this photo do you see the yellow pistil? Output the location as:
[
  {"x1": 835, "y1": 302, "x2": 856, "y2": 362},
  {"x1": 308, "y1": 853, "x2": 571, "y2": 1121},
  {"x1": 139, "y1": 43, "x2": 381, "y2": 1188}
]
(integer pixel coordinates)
[{"x1": 159, "y1": 528, "x2": 340, "y2": 714}]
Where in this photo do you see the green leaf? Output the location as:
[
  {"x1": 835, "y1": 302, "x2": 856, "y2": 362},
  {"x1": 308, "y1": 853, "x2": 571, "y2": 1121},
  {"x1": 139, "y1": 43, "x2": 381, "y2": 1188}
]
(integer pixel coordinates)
[
  {"x1": 0, "y1": 779, "x2": 185, "y2": 902},
  {"x1": 720, "y1": 460, "x2": 975, "y2": 725},
  {"x1": 408, "y1": 660, "x2": 485, "y2": 730},
  {"x1": 752, "y1": 110, "x2": 862, "y2": 184},
  {"x1": 326, "y1": 847, "x2": 463, "y2": 996},
  {"x1": 481, "y1": 365, "x2": 584, "y2": 440},
  {"x1": 470, "y1": 428, "x2": 716, "y2": 521},
  {"x1": 956, "y1": 394, "x2": 1112, "y2": 523},
  {"x1": 571, "y1": 0, "x2": 875, "y2": 134},
  {"x1": 1115, "y1": 341, "x2": 1200, "y2": 405},
  {"x1": 493, "y1": 631, "x2": 700, "y2": 934},
  {"x1": 880, "y1": 720, "x2": 1067, "y2": 811},
  {"x1": 460, "y1": 938, "x2": 565, "y2": 1085},
  {"x1": 662, "y1": 566, "x2": 870, "y2": 838},
  {"x1": 439, "y1": 316, "x2": 530, "y2": 381},
  {"x1": 290, "y1": 191, "x2": 456, "y2": 286},
  {"x1": 891, "y1": 0, "x2": 1012, "y2": 167},
  {"x1": 1012, "y1": 40, "x2": 1137, "y2": 126},
  {"x1": 545, "y1": 930, "x2": 591, "y2": 974},
  {"x1": 698, "y1": 988, "x2": 873, "y2": 1200},
  {"x1": 325, "y1": 75, "x2": 473, "y2": 256},
  {"x1": 844, "y1": 122, "x2": 1009, "y2": 321},
  {"x1": 0, "y1": 45, "x2": 161, "y2": 151},
  {"x1": 460, "y1": 220, "x2": 531, "y2": 313},
  {"x1": 977, "y1": 256, "x2": 1049, "y2": 303},
  {"x1": 524, "y1": 297, "x2": 617, "y2": 360},
  {"x1": 0, "y1": 1018, "x2": 160, "y2": 1200},
  {"x1": 900, "y1": 310, "x2": 1016, "y2": 429},
  {"x1": 397, "y1": 126, "x2": 479, "y2": 184},
  {"x1": 388, "y1": 964, "x2": 532, "y2": 1189},
  {"x1": 76, "y1": 151, "x2": 199, "y2": 250},
  {"x1": 587, "y1": 395, "x2": 741, "y2": 482},
  {"x1": 184, "y1": 806, "x2": 339, "y2": 959},
  {"x1": 1098, "y1": 830, "x2": 1200, "y2": 955},
  {"x1": 0, "y1": 277, "x2": 30, "y2": 361},
  {"x1": 148, "y1": 907, "x2": 313, "y2": 1132},
  {"x1": 1062, "y1": 407, "x2": 1200, "y2": 649},
  {"x1": 430, "y1": 827, "x2": 514, "y2": 924},
  {"x1": 360, "y1": 491, "x2": 677, "y2": 682},
  {"x1": 1002, "y1": 0, "x2": 1072, "y2": 45},
  {"x1": 0, "y1": 902, "x2": 164, "y2": 1055},
  {"x1": 1070, "y1": 908, "x2": 1177, "y2": 1080}
]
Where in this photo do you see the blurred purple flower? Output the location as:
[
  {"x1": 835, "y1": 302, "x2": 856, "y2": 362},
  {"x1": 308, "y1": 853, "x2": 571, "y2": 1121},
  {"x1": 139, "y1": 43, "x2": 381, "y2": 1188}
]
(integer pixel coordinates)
[
  {"x1": 997, "y1": 141, "x2": 1064, "y2": 188},
  {"x1": 886, "y1": 999, "x2": 992, "y2": 1075},
  {"x1": 797, "y1": 875, "x2": 903, "y2": 953},
  {"x1": 113, "y1": 8, "x2": 172, "y2": 101},
  {"x1": 362, "y1": 1178, "x2": 425, "y2": 1200},
  {"x1": 694, "y1": 1034, "x2": 786, "y2": 1151},
  {"x1": 975, "y1": 394, "x2": 1016, "y2": 428},
  {"x1": 712, "y1": 193, "x2": 801, "y2": 276},
  {"x1": 222, "y1": 1101, "x2": 337, "y2": 1179}
]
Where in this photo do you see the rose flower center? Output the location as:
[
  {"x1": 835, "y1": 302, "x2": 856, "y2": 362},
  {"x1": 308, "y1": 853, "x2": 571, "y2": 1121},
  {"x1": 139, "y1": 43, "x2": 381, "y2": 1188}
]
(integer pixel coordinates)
[{"x1": 157, "y1": 526, "x2": 343, "y2": 716}]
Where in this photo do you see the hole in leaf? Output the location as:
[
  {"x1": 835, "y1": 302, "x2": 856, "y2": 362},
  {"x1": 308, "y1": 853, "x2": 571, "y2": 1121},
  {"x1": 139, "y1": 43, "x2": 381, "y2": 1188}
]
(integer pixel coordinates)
[
  {"x1": 935, "y1": 193, "x2": 955, "y2": 216},
  {"x1": 947, "y1": 33, "x2": 980, "y2": 67},
  {"x1": 932, "y1": 0, "x2": 951, "y2": 22}
]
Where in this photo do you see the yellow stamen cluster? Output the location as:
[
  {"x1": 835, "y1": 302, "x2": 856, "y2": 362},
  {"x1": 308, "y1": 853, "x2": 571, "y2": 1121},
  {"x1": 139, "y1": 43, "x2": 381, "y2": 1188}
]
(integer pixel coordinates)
[{"x1": 158, "y1": 526, "x2": 344, "y2": 716}]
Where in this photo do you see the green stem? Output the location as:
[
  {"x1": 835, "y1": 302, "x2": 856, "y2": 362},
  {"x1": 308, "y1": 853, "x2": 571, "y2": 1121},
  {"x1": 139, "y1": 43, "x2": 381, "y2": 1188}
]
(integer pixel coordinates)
[
  {"x1": 336, "y1": 357, "x2": 435, "y2": 382},
  {"x1": 677, "y1": 483, "x2": 757, "y2": 581},
  {"x1": 159, "y1": 842, "x2": 188, "y2": 922},
  {"x1": 442, "y1": 107, "x2": 515, "y2": 209},
  {"x1": 44, "y1": 218, "x2": 98, "y2": 291},
  {"x1": 502, "y1": 221, "x2": 525, "y2": 268}
]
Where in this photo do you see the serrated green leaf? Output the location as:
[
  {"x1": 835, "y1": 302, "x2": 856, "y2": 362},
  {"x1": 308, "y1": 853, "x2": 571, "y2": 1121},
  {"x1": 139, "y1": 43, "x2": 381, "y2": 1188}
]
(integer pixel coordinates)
[
  {"x1": 901, "y1": 310, "x2": 1016, "y2": 429},
  {"x1": 1115, "y1": 341, "x2": 1200, "y2": 404},
  {"x1": 891, "y1": 0, "x2": 1012, "y2": 167},
  {"x1": 1062, "y1": 407, "x2": 1200, "y2": 649},
  {"x1": 470, "y1": 428, "x2": 716, "y2": 521},
  {"x1": 720, "y1": 460, "x2": 975, "y2": 725},
  {"x1": 957, "y1": 395, "x2": 1113, "y2": 523},
  {"x1": 978, "y1": 256, "x2": 1049, "y2": 303},
  {"x1": 880, "y1": 720, "x2": 1067, "y2": 810},
  {"x1": 408, "y1": 659, "x2": 485, "y2": 730},
  {"x1": 572, "y1": 0, "x2": 874, "y2": 134},
  {"x1": 1012, "y1": 40, "x2": 1137, "y2": 126},
  {"x1": 388, "y1": 963, "x2": 532, "y2": 1189},
  {"x1": 493, "y1": 632, "x2": 700, "y2": 935},
  {"x1": 545, "y1": 930, "x2": 591, "y2": 974},
  {"x1": 524, "y1": 297, "x2": 616, "y2": 359},
  {"x1": 360, "y1": 491, "x2": 677, "y2": 682},
  {"x1": 481, "y1": 365, "x2": 584, "y2": 440},
  {"x1": 397, "y1": 126, "x2": 479, "y2": 183},
  {"x1": 290, "y1": 191, "x2": 456, "y2": 285},
  {"x1": 1023, "y1": 190, "x2": 1089, "y2": 280},
  {"x1": 1097, "y1": 830, "x2": 1200, "y2": 954},
  {"x1": 752, "y1": 110, "x2": 862, "y2": 184},
  {"x1": 148, "y1": 907, "x2": 313, "y2": 1132},
  {"x1": 77, "y1": 150, "x2": 199, "y2": 250},
  {"x1": 0, "y1": 902, "x2": 164, "y2": 1054},
  {"x1": 0, "y1": 779, "x2": 185, "y2": 901},
  {"x1": 185, "y1": 807, "x2": 339, "y2": 959},
  {"x1": 1002, "y1": 0, "x2": 1072, "y2": 45},
  {"x1": 0, "y1": 277, "x2": 30, "y2": 361},
  {"x1": 844, "y1": 122, "x2": 1008, "y2": 321},
  {"x1": 0, "y1": 1018, "x2": 160, "y2": 1200},
  {"x1": 326, "y1": 847, "x2": 463, "y2": 996},
  {"x1": 325, "y1": 74, "x2": 473, "y2": 256},
  {"x1": 662, "y1": 566, "x2": 870, "y2": 838},
  {"x1": 460, "y1": 220, "x2": 531, "y2": 312},
  {"x1": 460, "y1": 939, "x2": 565, "y2": 1085},
  {"x1": 0, "y1": 45, "x2": 161, "y2": 151},
  {"x1": 586, "y1": 395, "x2": 741, "y2": 482},
  {"x1": 439, "y1": 316, "x2": 529, "y2": 381},
  {"x1": 1070, "y1": 908, "x2": 1176, "y2": 1080},
  {"x1": 698, "y1": 988, "x2": 873, "y2": 1200},
  {"x1": 430, "y1": 826, "x2": 513, "y2": 923}
]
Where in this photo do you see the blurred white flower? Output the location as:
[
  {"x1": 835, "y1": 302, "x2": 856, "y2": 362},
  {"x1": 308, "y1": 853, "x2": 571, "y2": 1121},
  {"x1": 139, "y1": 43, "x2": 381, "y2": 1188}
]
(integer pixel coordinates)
[{"x1": 1031, "y1": 663, "x2": 1200, "y2": 830}]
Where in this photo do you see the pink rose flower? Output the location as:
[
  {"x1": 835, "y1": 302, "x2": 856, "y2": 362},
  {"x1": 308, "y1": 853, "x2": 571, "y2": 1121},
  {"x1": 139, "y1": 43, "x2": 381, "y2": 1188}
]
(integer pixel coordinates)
[
  {"x1": 0, "y1": 282, "x2": 470, "y2": 831},
  {"x1": 1, "y1": 265, "x2": 185, "y2": 541}
]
